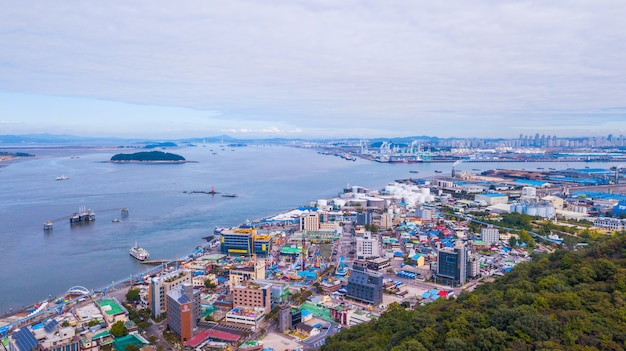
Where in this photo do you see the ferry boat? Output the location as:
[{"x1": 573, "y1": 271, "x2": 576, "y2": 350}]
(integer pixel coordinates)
[
  {"x1": 56, "y1": 175, "x2": 69, "y2": 181},
  {"x1": 130, "y1": 242, "x2": 149, "y2": 261}
]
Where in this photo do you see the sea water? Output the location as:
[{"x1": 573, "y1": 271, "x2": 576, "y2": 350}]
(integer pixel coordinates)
[{"x1": 0, "y1": 145, "x2": 614, "y2": 313}]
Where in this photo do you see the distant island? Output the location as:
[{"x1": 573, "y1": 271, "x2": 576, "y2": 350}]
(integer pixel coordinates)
[{"x1": 110, "y1": 151, "x2": 186, "y2": 163}]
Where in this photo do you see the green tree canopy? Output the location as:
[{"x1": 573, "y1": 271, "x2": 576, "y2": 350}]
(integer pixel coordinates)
[{"x1": 110, "y1": 321, "x2": 128, "y2": 338}]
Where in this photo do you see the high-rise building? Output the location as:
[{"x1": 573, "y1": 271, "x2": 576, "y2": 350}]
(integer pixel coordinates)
[
  {"x1": 166, "y1": 284, "x2": 201, "y2": 342},
  {"x1": 300, "y1": 212, "x2": 320, "y2": 231},
  {"x1": 437, "y1": 246, "x2": 469, "y2": 287},
  {"x1": 346, "y1": 261, "x2": 383, "y2": 305},
  {"x1": 148, "y1": 269, "x2": 193, "y2": 317}
]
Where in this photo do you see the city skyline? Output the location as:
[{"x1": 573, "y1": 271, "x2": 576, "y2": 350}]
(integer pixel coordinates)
[{"x1": 1, "y1": 1, "x2": 625, "y2": 139}]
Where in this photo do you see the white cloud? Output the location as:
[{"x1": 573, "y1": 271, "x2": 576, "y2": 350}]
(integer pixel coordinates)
[{"x1": 0, "y1": 0, "x2": 624, "y2": 138}]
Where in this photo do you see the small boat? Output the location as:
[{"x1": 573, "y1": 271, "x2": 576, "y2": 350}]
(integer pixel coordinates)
[
  {"x1": 222, "y1": 194, "x2": 237, "y2": 198},
  {"x1": 112, "y1": 218, "x2": 120, "y2": 223},
  {"x1": 434, "y1": 170, "x2": 443, "y2": 173},
  {"x1": 56, "y1": 175, "x2": 69, "y2": 181},
  {"x1": 409, "y1": 170, "x2": 419, "y2": 174}
]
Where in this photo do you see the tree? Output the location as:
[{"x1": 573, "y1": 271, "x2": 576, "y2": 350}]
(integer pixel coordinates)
[
  {"x1": 110, "y1": 321, "x2": 128, "y2": 337},
  {"x1": 126, "y1": 288, "x2": 141, "y2": 303},
  {"x1": 125, "y1": 345, "x2": 139, "y2": 351},
  {"x1": 204, "y1": 279, "x2": 217, "y2": 290}
]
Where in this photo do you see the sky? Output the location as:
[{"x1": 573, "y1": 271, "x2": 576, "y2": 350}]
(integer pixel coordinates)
[{"x1": 1, "y1": 1, "x2": 625, "y2": 139}]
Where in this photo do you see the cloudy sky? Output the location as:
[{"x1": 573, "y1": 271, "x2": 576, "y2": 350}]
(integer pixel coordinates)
[{"x1": 1, "y1": 1, "x2": 625, "y2": 139}]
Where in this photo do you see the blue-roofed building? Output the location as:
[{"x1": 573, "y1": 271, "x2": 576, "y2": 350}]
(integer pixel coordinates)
[
  {"x1": 31, "y1": 319, "x2": 80, "y2": 351},
  {"x1": 514, "y1": 179, "x2": 550, "y2": 188},
  {"x1": 9, "y1": 327, "x2": 38, "y2": 351}
]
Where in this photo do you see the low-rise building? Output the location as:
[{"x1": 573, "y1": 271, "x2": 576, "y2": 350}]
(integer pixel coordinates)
[
  {"x1": 96, "y1": 299, "x2": 128, "y2": 327},
  {"x1": 225, "y1": 307, "x2": 266, "y2": 328}
]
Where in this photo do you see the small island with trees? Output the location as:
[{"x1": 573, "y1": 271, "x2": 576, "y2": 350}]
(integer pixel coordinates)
[{"x1": 110, "y1": 150, "x2": 186, "y2": 163}]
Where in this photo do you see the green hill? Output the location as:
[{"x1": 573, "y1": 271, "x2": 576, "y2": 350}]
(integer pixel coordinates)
[
  {"x1": 110, "y1": 151, "x2": 185, "y2": 162},
  {"x1": 323, "y1": 235, "x2": 626, "y2": 351}
]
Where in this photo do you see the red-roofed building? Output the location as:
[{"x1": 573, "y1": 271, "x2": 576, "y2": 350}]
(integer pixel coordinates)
[{"x1": 183, "y1": 330, "x2": 241, "y2": 349}]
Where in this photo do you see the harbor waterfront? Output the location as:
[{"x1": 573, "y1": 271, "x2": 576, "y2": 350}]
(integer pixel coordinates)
[{"x1": 0, "y1": 145, "x2": 618, "y2": 314}]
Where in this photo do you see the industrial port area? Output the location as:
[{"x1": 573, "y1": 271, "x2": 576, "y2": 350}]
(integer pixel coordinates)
[{"x1": 3, "y1": 144, "x2": 626, "y2": 351}]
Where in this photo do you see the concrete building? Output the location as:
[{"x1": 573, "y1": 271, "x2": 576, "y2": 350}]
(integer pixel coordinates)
[
  {"x1": 467, "y1": 254, "x2": 480, "y2": 279},
  {"x1": 475, "y1": 193, "x2": 509, "y2": 206},
  {"x1": 437, "y1": 246, "x2": 469, "y2": 287},
  {"x1": 542, "y1": 195, "x2": 564, "y2": 210},
  {"x1": 365, "y1": 257, "x2": 391, "y2": 272},
  {"x1": 520, "y1": 186, "x2": 537, "y2": 199},
  {"x1": 232, "y1": 281, "x2": 272, "y2": 314},
  {"x1": 480, "y1": 226, "x2": 500, "y2": 244},
  {"x1": 594, "y1": 217, "x2": 626, "y2": 231},
  {"x1": 346, "y1": 261, "x2": 383, "y2": 306},
  {"x1": 32, "y1": 320, "x2": 80, "y2": 351},
  {"x1": 148, "y1": 269, "x2": 192, "y2": 317},
  {"x1": 229, "y1": 260, "x2": 266, "y2": 288},
  {"x1": 300, "y1": 212, "x2": 320, "y2": 231},
  {"x1": 166, "y1": 284, "x2": 201, "y2": 342},
  {"x1": 380, "y1": 213, "x2": 393, "y2": 229},
  {"x1": 225, "y1": 307, "x2": 266, "y2": 328},
  {"x1": 277, "y1": 305, "x2": 292, "y2": 332},
  {"x1": 96, "y1": 298, "x2": 128, "y2": 327},
  {"x1": 355, "y1": 232, "x2": 380, "y2": 259}
]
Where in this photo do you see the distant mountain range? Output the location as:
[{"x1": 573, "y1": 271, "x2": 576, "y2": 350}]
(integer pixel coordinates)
[{"x1": 0, "y1": 133, "x2": 447, "y2": 147}]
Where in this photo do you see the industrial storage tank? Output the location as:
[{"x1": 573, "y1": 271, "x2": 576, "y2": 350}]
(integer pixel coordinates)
[
  {"x1": 420, "y1": 188, "x2": 431, "y2": 196},
  {"x1": 536, "y1": 205, "x2": 547, "y2": 218},
  {"x1": 333, "y1": 199, "x2": 346, "y2": 207},
  {"x1": 317, "y1": 199, "x2": 328, "y2": 207},
  {"x1": 527, "y1": 204, "x2": 538, "y2": 216},
  {"x1": 546, "y1": 205, "x2": 555, "y2": 218}
]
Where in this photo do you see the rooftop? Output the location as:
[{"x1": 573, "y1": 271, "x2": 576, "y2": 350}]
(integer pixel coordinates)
[{"x1": 96, "y1": 299, "x2": 124, "y2": 316}]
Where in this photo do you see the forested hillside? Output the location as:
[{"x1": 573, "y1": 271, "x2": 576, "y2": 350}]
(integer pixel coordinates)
[
  {"x1": 323, "y1": 235, "x2": 626, "y2": 351},
  {"x1": 110, "y1": 151, "x2": 185, "y2": 161}
]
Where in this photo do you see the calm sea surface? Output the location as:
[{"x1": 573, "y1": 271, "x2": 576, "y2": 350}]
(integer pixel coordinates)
[{"x1": 0, "y1": 145, "x2": 614, "y2": 313}]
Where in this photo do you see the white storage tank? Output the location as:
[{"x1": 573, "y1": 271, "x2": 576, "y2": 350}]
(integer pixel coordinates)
[
  {"x1": 546, "y1": 205, "x2": 555, "y2": 218},
  {"x1": 317, "y1": 199, "x2": 328, "y2": 207},
  {"x1": 527, "y1": 204, "x2": 538, "y2": 216},
  {"x1": 333, "y1": 199, "x2": 346, "y2": 207},
  {"x1": 536, "y1": 205, "x2": 547, "y2": 218}
]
